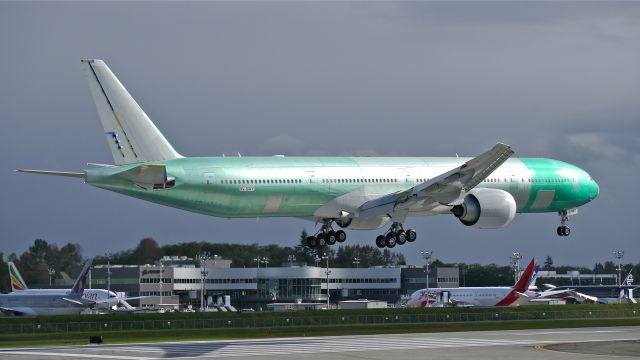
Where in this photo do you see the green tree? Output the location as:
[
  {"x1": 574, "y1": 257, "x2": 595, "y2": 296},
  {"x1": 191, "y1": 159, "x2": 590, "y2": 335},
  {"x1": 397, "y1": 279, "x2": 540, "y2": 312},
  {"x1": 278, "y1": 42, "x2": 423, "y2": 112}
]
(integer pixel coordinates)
[
  {"x1": 130, "y1": 238, "x2": 163, "y2": 265},
  {"x1": 543, "y1": 256, "x2": 554, "y2": 270}
]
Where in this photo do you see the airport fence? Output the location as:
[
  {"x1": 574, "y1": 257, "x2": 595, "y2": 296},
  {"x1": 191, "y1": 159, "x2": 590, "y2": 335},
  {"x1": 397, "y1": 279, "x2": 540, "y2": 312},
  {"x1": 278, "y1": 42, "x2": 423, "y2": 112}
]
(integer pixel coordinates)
[{"x1": 1, "y1": 308, "x2": 639, "y2": 335}]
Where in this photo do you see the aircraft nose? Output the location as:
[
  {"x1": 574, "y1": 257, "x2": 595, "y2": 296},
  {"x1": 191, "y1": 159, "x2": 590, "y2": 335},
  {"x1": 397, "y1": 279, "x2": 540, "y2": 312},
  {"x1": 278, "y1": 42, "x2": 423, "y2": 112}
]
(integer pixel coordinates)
[
  {"x1": 592, "y1": 180, "x2": 599, "y2": 200},
  {"x1": 589, "y1": 176, "x2": 599, "y2": 201}
]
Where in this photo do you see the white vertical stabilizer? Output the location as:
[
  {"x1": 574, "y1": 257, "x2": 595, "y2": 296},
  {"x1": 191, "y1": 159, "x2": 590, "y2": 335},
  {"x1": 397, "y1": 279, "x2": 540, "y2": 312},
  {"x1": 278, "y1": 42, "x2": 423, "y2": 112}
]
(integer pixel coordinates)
[{"x1": 82, "y1": 59, "x2": 182, "y2": 165}]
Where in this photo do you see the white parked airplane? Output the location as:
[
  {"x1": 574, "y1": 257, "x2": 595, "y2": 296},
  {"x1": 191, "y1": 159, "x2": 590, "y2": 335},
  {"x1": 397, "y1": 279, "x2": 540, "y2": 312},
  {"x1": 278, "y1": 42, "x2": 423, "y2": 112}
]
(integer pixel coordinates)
[
  {"x1": 8, "y1": 261, "x2": 135, "y2": 310},
  {"x1": 0, "y1": 260, "x2": 96, "y2": 316},
  {"x1": 408, "y1": 258, "x2": 536, "y2": 307}
]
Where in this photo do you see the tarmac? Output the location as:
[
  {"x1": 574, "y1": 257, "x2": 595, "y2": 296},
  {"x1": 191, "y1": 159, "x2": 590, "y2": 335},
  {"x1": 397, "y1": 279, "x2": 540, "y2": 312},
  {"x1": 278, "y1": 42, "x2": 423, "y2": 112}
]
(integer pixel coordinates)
[{"x1": 0, "y1": 326, "x2": 639, "y2": 359}]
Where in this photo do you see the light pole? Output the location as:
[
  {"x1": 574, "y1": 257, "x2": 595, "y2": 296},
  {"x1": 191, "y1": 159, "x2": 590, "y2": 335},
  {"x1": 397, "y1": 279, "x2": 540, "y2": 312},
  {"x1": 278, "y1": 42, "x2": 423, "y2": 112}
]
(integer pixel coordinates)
[
  {"x1": 613, "y1": 250, "x2": 624, "y2": 286},
  {"x1": 314, "y1": 255, "x2": 321, "y2": 268},
  {"x1": 47, "y1": 266, "x2": 55, "y2": 287},
  {"x1": 105, "y1": 252, "x2": 112, "y2": 295},
  {"x1": 199, "y1": 252, "x2": 210, "y2": 311},
  {"x1": 510, "y1": 252, "x2": 522, "y2": 283},
  {"x1": 261, "y1": 257, "x2": 270, "y2": 268},
  {"x1": 353, "y1": 257, "x2": 361, "y2": 269},
  {"x1": 322, "y1": 253, "x2": 331, "y2": 309},
  {"x1": 159, "y1": 260, "x2": 163, "y2": 309},
  {"x1": 421, "y1": 251, "x2": 432, "y2": 304},
  {"x1": 288, "y1": 254, "x2": 296, "y2": 267}
]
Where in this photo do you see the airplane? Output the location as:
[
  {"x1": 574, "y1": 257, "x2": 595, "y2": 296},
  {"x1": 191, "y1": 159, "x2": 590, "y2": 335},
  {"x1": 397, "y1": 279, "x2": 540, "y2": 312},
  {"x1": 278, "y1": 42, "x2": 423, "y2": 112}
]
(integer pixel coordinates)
[
  {"x1": 17, "y1": 59, "x2": 599, "y2": 248},
  {"x1": 533, "y1": 272, "x2": 638, "y2": 304},
  {"x1": 407, "y1": 258, "x2": 537, "y2": 307},
  {"x1": 0, "y1": 259, "x2": 100, "y2": 316},
  {"x1": 8, "y1": 262, "x2": 135, "y2": 310}
]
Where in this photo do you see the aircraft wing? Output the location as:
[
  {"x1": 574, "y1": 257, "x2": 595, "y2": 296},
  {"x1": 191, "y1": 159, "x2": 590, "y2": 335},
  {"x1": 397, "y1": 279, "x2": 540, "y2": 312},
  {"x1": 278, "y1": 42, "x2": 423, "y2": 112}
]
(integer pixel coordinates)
[
  {"x1": 446, "y1": 298, "x2": 469, "y2": 307},
  {"x1": 357, "y1": 143, "x2": 513, "y2": 220},
  {"x1": 0, "y1": 306, "x2": 31, "y2": 316},
  {"x1": 536, "y1": 288, "x2": 575, "y2": 298},
  {"x1": 63, "y1": 297, "x2": 90, "y2": 306},
  {"x1": 566, "y1": 291, "x2": 599, "y2": 304}
]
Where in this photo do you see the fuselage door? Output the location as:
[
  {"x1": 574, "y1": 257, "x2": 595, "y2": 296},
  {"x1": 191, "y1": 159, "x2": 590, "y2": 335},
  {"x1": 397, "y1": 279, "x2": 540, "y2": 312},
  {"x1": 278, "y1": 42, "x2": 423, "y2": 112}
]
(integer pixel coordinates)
[{"x1": 204, "y1": 173, "x2": 216, "y2": 185}]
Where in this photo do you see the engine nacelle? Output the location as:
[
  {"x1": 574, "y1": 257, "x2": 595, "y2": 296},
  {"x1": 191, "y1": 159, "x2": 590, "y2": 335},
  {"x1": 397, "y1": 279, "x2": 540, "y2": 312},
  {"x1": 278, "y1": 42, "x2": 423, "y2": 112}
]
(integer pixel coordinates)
[{"x1": 451, "y1": 188, "x2": 516, "y2": 229}]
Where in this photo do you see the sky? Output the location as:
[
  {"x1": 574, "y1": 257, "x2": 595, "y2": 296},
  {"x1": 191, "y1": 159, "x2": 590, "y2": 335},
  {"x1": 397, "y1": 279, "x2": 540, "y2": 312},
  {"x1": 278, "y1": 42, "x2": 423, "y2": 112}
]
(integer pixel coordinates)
[{"x1": 1, "y1": 2, "x2": 639, "y2": 268}]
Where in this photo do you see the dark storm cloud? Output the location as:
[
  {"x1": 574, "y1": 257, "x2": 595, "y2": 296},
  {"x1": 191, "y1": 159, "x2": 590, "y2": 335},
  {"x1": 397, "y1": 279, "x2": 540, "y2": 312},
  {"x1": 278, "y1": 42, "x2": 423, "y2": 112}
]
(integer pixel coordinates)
[{"x1": 1, "y1": 2, "x2": 639, "y2": 267}]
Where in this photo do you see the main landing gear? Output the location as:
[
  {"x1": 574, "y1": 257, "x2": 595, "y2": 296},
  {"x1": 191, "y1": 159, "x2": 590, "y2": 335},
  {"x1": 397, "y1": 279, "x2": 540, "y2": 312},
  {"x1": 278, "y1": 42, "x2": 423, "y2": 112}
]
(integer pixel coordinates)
[
  {"x1": 557, "y1": 210, "x2": 571, "y2": 237},
  {"x1": 305, "y1": 220, "x2": 347, "y2": 249},
  {"x1": 375, "y1": 222, "x2": 417, "y2": 249}
]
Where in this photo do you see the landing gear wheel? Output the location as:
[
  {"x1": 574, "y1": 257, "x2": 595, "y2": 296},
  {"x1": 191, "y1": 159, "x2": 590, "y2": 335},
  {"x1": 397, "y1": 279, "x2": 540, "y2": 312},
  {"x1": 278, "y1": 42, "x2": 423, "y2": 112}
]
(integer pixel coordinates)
[
  {"x1": 326, "y1": 231, "x2": 337, "y2": 245},
  {"x1": 306, "y1": 236, "x2": 317, "y2": 248},
  {"x1": 406, "y1": 229, "x2": 417, "y2": 242},
  {"x1": 336, "y1": 230, "x2": 347, "y2": 243},
  {"x1": 557, "y1": 210, "x2": 574, "y2": 237},
  {"x1": 385, "y1": 232, "x2": 397, "y2": 248},
  {"x1": 376, "y1": 235, "x2": 386, "y2": 248},
  {"x1": 396, "y1": 230, "x2": 406, "y2": 245},
  {"x1": 316, "y1": 234, "x2": 326, "y2": 247}
]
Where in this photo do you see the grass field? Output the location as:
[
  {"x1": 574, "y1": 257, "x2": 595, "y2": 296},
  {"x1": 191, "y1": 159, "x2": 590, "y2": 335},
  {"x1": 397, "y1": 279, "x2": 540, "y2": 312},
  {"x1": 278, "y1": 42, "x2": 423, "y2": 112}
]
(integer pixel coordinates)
[{"x1": 1, "y1": 304, "x2": 639, "y2": 348}]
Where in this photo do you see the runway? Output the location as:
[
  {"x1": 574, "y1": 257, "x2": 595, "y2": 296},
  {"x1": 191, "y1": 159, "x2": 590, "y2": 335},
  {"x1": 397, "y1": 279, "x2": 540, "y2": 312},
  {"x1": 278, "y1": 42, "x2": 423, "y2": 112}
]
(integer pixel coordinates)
[{"x1": 1, "y1": 326, "x2": 639, "y2": 359}]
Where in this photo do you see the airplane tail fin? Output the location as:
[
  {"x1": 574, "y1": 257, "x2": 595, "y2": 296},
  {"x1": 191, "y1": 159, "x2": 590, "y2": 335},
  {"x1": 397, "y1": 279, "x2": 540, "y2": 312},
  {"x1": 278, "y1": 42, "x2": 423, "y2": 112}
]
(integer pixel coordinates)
[
  {"x1": 528, "y1": 265, "x2": 541, "y2": 290},
  {"x1": 9, "y1": 262, "x2": 28, "y2": 291},
  {"x1": 70, "y1": 258, "x2": 93, "y2": 295},
  {"x1": 513, "y1": 258, "x2": 536, "y2": 293},
  {"x1": 81, "y1": 59, "x2": 182, "y2": 165}
]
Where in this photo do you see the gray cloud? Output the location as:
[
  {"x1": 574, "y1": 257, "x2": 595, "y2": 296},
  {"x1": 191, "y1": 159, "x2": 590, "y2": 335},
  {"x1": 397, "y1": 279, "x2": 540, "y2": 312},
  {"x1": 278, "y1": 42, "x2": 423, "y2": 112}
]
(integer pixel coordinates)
[{"x1": 1, "y1": 2, "x2": 639, "y2": 266}]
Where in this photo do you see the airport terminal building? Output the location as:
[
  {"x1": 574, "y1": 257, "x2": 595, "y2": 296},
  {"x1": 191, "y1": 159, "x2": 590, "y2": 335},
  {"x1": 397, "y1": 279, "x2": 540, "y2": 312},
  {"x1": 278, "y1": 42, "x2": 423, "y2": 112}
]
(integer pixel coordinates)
[{"x1": 91, "y1": 257, "x2": 458, "y2": 310}]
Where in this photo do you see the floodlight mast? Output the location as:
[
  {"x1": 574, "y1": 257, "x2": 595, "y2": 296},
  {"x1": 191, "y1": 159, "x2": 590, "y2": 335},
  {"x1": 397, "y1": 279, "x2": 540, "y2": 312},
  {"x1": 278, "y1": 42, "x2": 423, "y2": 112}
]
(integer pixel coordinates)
[
  {"x1": 420, "y1": 250, "x2": 432, "y2": 306},
  {"x1": 510, "y1": 251, "x2": 522, "y2": 283},
  {"x1": 199, "y1": 252, "x2": 210, "y2": 311},
  {"x1": 47, "y1": 266, "x2": 55, "y2": 287},
  {"x1": 159, "y1": 260, "x2": 164, "y2": 309},
  {"x1": 105, "y1": 252, "x2": 112, "y2": 294},
  {"x1": 322, "y1": 253, "x2": 331, "y2": 309},
  {"x1": 613, "y1": 250, "x2": 624, "y2": 286}
]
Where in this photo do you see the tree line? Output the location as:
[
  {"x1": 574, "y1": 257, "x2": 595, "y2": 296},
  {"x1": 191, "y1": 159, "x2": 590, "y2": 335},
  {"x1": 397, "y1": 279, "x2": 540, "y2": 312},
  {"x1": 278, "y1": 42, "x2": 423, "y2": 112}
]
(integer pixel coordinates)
[{"x1": 2, "y1": 235, "x2": 639, "y2": 292}]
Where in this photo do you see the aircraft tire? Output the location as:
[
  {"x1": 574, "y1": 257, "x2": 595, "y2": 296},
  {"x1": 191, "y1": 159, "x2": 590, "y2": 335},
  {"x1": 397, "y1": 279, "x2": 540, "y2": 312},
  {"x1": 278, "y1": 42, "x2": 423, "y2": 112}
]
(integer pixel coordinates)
[
  {"x1": 336, "y1": 230, "x2": 347, "y2": 242},
  {"x1": 306, "y1": 236, "x2": 317, "y2": 247},
  {"x1": 385, "y1": 232, "x2": 397, "y2": 248},
  {"x1": 406, "y1": 229, "x2": 417, "y2": 242},
  {"x1": 316, "y1": 234, "x2": 326, "y2": 247},
  {"x1": 326, "y1": 231, "x2": 337, "y2": 245},
  {"x1": 375, "y1": 235, "x2": 386, "y2": 248},
  {"x1": 396, "y1": 231, "x2": 406, "y2": 245}
]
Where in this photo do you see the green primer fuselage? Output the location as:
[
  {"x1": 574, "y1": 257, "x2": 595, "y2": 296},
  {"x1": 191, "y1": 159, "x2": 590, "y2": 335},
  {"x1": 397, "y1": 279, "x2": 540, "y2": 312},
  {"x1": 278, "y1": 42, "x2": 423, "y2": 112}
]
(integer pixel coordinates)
[{"x1": 86, "y1": 156, "x2": 599, "y2": 223}]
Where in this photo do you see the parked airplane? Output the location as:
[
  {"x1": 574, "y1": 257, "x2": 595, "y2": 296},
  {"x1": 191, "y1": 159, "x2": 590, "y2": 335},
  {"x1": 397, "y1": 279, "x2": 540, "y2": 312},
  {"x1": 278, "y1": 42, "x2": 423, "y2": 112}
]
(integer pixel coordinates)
[
  {"x1": 407, "y1": 258, "x2": 537, "y2": 307},
  {"x1": 0, "y1": 259, "x2": 100, "y2": 316},
  {"x1": 17, "y1": 59, "x2": 599, "y2": 248},
  {"x1": 535, "y1": 272, "x2": 638, "y2": 304},
  {"x1": 8, "y1": 262, "x2": 135, "y2": 310}
]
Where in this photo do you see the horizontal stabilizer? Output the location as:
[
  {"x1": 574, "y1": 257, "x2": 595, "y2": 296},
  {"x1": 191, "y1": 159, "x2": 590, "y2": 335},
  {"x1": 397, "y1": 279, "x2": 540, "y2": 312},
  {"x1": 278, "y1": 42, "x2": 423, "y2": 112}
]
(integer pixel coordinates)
[{"x1": 15, "y1": 169, "x2": 85, "y2": 179}]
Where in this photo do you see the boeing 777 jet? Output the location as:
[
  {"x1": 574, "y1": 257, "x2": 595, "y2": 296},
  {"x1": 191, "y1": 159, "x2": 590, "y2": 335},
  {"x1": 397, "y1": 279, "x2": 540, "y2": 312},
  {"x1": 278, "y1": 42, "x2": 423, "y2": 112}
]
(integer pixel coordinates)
[{"x1": 18, "y1": 60, "x2": 599, "y2": 248}]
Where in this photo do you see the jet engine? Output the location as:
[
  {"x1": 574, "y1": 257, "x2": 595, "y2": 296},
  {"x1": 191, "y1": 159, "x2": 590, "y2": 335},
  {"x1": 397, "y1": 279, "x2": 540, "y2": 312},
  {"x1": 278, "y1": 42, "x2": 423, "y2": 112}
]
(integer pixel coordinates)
[{"x1": 451, "y1": 188, "x2": 516, "y2": 229}]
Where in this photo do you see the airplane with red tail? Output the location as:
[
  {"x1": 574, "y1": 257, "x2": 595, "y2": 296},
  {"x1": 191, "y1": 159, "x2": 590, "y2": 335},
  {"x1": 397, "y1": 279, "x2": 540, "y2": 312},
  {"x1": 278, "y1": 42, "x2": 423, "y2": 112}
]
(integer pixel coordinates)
[{"x1": 407, "y1": 258, "x2": 537, "y2": 307}]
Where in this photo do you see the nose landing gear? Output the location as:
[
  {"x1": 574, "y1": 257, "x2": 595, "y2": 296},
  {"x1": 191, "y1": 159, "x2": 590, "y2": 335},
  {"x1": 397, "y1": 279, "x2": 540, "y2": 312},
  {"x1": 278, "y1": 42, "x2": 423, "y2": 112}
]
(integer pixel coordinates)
[{"x1": 557, "y1": 209, "x2": 573, "y2": 236}]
